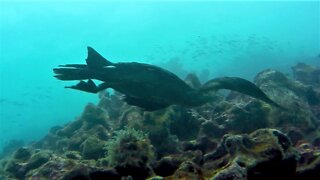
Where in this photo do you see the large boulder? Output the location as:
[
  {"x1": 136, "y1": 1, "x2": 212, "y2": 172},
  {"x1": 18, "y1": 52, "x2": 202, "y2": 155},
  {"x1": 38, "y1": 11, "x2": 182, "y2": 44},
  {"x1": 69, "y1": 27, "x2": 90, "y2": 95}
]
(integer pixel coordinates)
[{"x1": 205, "y1": 129, "x2": 298, "y2": 180}]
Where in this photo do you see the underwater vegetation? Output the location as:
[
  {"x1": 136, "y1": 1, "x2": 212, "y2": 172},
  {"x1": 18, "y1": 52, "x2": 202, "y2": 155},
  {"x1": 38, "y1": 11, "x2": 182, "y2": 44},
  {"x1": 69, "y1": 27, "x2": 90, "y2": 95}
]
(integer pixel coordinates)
[{"x1": 0, "y1": 62, "x2": 319, "y2": 180}]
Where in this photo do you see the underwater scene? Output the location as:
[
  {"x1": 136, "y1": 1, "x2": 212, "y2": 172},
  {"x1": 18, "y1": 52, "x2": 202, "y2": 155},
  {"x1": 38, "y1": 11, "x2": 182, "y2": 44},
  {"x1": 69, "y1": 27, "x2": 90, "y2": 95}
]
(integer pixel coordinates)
[{"x1": 0, "y1": 1, "x2": 319, "y2": 179}]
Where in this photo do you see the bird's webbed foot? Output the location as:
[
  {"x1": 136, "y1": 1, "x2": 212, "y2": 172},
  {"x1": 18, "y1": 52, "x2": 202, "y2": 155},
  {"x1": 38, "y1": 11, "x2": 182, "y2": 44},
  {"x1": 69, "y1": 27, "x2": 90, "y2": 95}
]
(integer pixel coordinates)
[{"x1": 65, "y1": 79, "x2": 108, "y2": 93}]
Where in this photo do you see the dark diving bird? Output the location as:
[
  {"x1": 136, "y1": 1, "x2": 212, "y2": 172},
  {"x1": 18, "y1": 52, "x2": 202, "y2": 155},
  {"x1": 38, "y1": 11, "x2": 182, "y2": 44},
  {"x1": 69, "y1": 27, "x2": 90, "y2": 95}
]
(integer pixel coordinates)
[{"x1": 53, "y1": 47, "x2": 283, "y2": 111}]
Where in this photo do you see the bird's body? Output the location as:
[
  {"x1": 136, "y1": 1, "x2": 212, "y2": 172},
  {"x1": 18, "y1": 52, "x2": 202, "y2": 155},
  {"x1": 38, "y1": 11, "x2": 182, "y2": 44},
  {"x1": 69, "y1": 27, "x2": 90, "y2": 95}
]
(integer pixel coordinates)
[{"x1": 53, "y1": 47, "x2": 283, "y2": 111}]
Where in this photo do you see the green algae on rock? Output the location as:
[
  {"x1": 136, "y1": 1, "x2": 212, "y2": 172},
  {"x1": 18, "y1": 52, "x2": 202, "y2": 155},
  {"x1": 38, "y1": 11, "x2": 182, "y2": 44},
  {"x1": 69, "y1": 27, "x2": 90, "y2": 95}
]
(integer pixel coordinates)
[
  {"x1": 105, "y1": 127, "x2": 155, "y2": 179},
  {"x1": 105, "y1": 127, "x2": 155, "y2": 166}
]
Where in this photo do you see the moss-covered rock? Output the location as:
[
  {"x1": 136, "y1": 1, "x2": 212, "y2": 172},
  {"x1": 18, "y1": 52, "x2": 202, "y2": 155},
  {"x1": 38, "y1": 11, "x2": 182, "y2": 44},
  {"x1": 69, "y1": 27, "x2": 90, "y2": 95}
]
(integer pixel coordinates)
[
  {"x1": 168, "y1": 161, "x2": 203, "y2": 179},
  {"x1": 105, "y1": 127, "x2": 154, "y2": 167},
  {"x1": 135, "y1": 108, "x2": 182, "y2": 157},
  {"x1": 4, "y1": 159, "x2": 25, "y2": 178},
  {"x1": 64, "y1": 151, "x2": 82, "y2": 160},
  {"x1": 0, "y1": 139, "x2": 24, "y2": 159},
  {"x1": 205, "y1": 129, "x2": 298, "y2": 179},
  {"x1": 25, "y1": 150, "x2": 51, "y2": 172},
  {"x1": 292, "y1": 62, "x2": 320, "y2": 86},
  {"x1": 182, "y1": 136, "x2": 218, "y2": 155},
  {"x1": 13, "y1": 147, "x2": 32, "y2": 161},
  {"x1": 80, "y1": 136, "x2": 106, "y2": 160},
  {"x1": 25, "y1": 155, "x2": 99, "y2": 179},
  {"x1": 105, "y1": 127, "x2": 155, "y2": 179},
  {"x1": 81, "y1": 103, "x2": 109, "y2": 130}
]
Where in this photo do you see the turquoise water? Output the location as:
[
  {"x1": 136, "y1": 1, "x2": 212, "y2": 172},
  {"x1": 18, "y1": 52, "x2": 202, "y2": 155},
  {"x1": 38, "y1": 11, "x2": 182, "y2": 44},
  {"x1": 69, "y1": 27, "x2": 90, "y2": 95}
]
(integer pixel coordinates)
[{"x1": 0, "y1": 1, "x2": 319, "y2": 151}]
